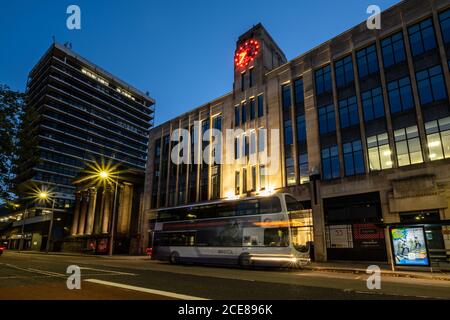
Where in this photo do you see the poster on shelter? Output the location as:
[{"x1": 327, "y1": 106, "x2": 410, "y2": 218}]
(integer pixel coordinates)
[{"x1": 391, "y1": 227, "x2": 430, "y2": 266}]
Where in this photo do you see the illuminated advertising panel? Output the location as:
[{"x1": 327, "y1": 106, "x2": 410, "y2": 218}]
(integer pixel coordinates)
[{"x1": 390, "y1": 227, "x2": 430, "y2": 267}]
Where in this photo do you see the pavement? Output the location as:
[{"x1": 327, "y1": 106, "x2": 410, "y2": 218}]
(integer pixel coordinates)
[{"x1": 1, "y1": 251, "x2": 450, "y2": 300}]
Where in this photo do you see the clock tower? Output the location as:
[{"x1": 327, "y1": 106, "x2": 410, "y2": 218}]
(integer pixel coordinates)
[{"x1": 233, "y1": 23, "x2": 287, "y2": 97}]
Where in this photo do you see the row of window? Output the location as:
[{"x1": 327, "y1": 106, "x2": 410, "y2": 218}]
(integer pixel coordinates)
[
  {"x1": 234, "y1": 166, "x2": 266, "y2": 195},
  {"x1": 317, "y1": 63, "x2": 448, "y2": 135},
  {"x1": 321, "y1": 116, "x2": 450, "y2": 179},
  {"x1": 315, "y1": 10, "x2": 450, "y2": 96},
  {"x1": 235, "y1": 95, "x2": 264, "y2": 126}
]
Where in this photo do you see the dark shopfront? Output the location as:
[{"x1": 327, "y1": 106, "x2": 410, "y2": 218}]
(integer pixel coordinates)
[{"x1": 324, "y1": 192, "x2": 388, "y2": 262}]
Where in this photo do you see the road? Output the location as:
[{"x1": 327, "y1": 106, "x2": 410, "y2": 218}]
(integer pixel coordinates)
[{"x1": 0, "y1": 251, "x2": 449, "y2": 300}]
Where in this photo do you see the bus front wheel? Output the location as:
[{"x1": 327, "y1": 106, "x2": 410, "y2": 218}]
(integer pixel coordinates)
[
  {"x1": 238, "y1": 253, "x2": 252, "y2": 268},
  {"x1": 169, "y1": 251, "x2": 180, "y2": 265}
]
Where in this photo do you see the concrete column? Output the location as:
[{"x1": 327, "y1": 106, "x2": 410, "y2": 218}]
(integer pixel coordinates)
[
  {"x1": 101, "y1": 188, "x2": 112, "y2": 234},
  {"x1": 71, "y1": 192, "x2": 82, "y2": 236},
  {"x1": 85, "y1": 189, "x2": 97, "y2": 235},
  {"x1": 311, "y1": 180, "x2": 327, "y2": 262},
  {"x1": 78, "y1": 191, "x2": 89, "y2": 235},
  {"x1": 117, "y1": 183, "x2": 133, "y2": 235}
]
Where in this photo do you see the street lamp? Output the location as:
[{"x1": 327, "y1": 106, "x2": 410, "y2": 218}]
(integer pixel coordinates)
[
  {"x1": 98, "y1": 169, "x2": 119, "y2": 257},
  {"x1": 37, "y1": 190, "x2": 56, "y2": 253}
]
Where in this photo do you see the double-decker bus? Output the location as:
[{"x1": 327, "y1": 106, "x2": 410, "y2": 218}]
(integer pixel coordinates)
[{"x1": 149, "y1": 193, "x2": 313, "y2": 268}]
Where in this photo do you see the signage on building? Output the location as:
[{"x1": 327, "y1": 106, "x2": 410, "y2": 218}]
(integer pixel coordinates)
[
  {"x1": 326, "y1": 225, "x2": 353, "y2": 249},
  {"x1": 390, "y1": 227, "x2": 430, "y2": 267}
]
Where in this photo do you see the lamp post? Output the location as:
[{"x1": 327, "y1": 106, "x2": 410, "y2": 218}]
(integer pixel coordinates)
[
  {"x1": 98, "y1": 170, "x2": 119, "y2": 257},
  {"x1": 39, "y1": 191, "x2": 56, "y2": 254}
]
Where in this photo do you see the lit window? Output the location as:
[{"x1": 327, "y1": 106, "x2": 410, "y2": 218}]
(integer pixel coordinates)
[
  {"x1": 285, "y1": 155, "x2": 296, "y2": 186},
  {"x1": 367, "y1": 133, "x2": 393, "y2": 171},
  {"x1": 425, "y1": 117, "x2": 450, "y2": 161},
  {"x1": 394, "y1": 126, "x2": 423, "y2": 166},
  {"x1": 299, "y1": 153, "x2": 309, "y2": 184}
]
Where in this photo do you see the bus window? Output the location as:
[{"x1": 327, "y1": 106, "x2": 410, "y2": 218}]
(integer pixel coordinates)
[
  {"x1": 259, "y1": 197, "x2": 282, "y2": 214},
  {"x1": 264, "y1": 228, "x2": 289, "y2": 247},
  {"x1": 285, "y1": 195, "x2": 303, "y2": 212}
]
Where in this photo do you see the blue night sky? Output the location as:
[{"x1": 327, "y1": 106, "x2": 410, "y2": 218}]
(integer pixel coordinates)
[{"x1": 1, "y1": 0, "x2": 400, "y2": 125}]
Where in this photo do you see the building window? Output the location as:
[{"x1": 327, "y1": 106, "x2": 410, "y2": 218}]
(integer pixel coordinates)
[
  {"x1": 244, "y1": 135, "x2": 250, "y2": 157},
  {"x1": 367, "y1": 133, "x2": 393, "y2": 171},
  {"x1": 241, "y1": 72, "x2": 246, "y2": 91},
  {"x1": 339, "y1": 96, "x2": 359, "y2": 128},
  {"x1": 242, "y1": 168, "x2": 248, "y2": 193},
  {"x1": 425, "y1": 117, "x2": 450, "y2": 161},
  {"x1": 234, "y1": 105, "x2": 240, "y2": 126},
  {"x1": 315, "y1": 65, "x2": 332, "y2": 95},
  {"x1": 258, "y1": 128, "x2": 266, "y2": 153},
  {"x1": 296, "y1": 114, "x2": 307, "y2": 143},
  {"x1": 258, "y1": 94, "x2": 264, "y2": 117},
  {"x1": 235, "y1": 171, "x2": 240, "y2": 195},
  {"x1": 416, "y1": 65, "x2": 447, "y2": 105},
  {"x1": 322, "y1": 145, "x2": 340, "y2": 180},
  {"x1": 282, "y1": 84, "x2": 292, "y2": 109},
  {"x1": 242, "y1": 101, "x2": 247, "y2": 123},
  {"x1": 285, "y1": 155, "x2": 296, "y2": 186},
  {"x1": 251, "y1": 166, "x2": 257, "y2": 192},
  {"x1": 250, "y1": 130, "x2": 257, "y2": 155},
  {"x1": 334, "y1": 55, "x2": 354, "y2": 88},
  {"x1": 259, "y1": 165, "x2": 266, "y2": 190},
  {"x1": 318, "y1": 104, "x2": 336, "y2": 135},
  {"x1": 234, "y1": 137, "x2": 240, "y2": 160},
  {"x1": 343, "y1": 140, "x2": 365, "y2": 176},
  {"x1": 249, "y1": 68, "x2": 254, "y2": 88},
  {"x1": 294, "y1": 79, "x2": 304, "y2": 108},
  {"x1": 284, "y1": 119, "x2": 293, "y2": 145},
  {"x1": 381, "y1": 31, "x2": 406, "y2": 68},
  {"x1": 357, "y1": 44, "x2": 379, "y2": 78},
  {"x1": 394, "y1": 126, "x2": 423, "y2": 166},
  {"x1": 361, "y1": 87, "x2": 385, "y2": 121},
  {"x1": 211, "y1": 167, "x2": 220, "y2": 200},
  {"x1": 387, "y1": 76, "x2": 415, "y2": 114},
  {"x1": 408, "y1": 18, "x2": 437, "y2": 57},
  {"x1": 299, "y1": 153, "x2": 309, "y2": 184},
  {"x1": 250, "y1": 98, "x2": 256, "y2": 120},
  {"x1": 439, "y1": 9, "x2": 450, "y2": 44}
]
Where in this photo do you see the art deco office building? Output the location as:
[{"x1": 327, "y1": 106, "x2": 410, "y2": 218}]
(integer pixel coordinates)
[
  {"x1": 145, "y1": 0, "x2": 450, "y2": 266},
  {"x1": 11, "y1": 43, "x2": 154, "y2": 250}
]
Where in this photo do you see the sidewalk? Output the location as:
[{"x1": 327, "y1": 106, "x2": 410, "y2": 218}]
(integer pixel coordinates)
[
  {"x1": 5, "y1": 250, "x2": 150, "y2": 261},
  {"x1": 303, "y1": 261, "x2": 450, "y2": 281}
]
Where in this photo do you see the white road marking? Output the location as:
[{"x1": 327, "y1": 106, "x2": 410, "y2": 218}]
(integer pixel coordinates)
[
  {"x1": 85, "y1": 279, "x2": 209, "y2": 300},
  {"x1": 80, "y1": 267, "x2": 137, "y2": 276}
]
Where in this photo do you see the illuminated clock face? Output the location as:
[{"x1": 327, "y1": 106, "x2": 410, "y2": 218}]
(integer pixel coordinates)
[{"x1": 234, "y1": 39, "x2": 260, "y2": 69}]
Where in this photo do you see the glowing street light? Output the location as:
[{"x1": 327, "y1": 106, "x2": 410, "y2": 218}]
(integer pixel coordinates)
[{"x1": 99, "y1": 171, "x2": 109, "y2": 179}]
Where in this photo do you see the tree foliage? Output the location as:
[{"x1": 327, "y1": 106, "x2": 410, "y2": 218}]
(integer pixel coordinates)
[{"x1": 0, "y1": 84, "x2": 25, "y2": 202}]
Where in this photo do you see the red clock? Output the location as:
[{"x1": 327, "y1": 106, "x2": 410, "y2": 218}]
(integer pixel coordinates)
[{"x1": 235, "y1": 39, "x2": 260, "y2": 69}]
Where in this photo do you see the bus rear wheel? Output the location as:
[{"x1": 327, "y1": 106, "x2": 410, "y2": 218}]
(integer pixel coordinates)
[{"x1": 169, "y1": 251, "x2": 180, "y2": 265}]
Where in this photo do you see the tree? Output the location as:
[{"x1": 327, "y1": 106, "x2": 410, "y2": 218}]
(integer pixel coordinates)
[{"x1": 0, "y1": 84, "x2": 25, "y2": 203}]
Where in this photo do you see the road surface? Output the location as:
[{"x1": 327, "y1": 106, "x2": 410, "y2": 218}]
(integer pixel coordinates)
[{"x1": 0, "y1": 251, "x2": 449, "y2": 300}]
